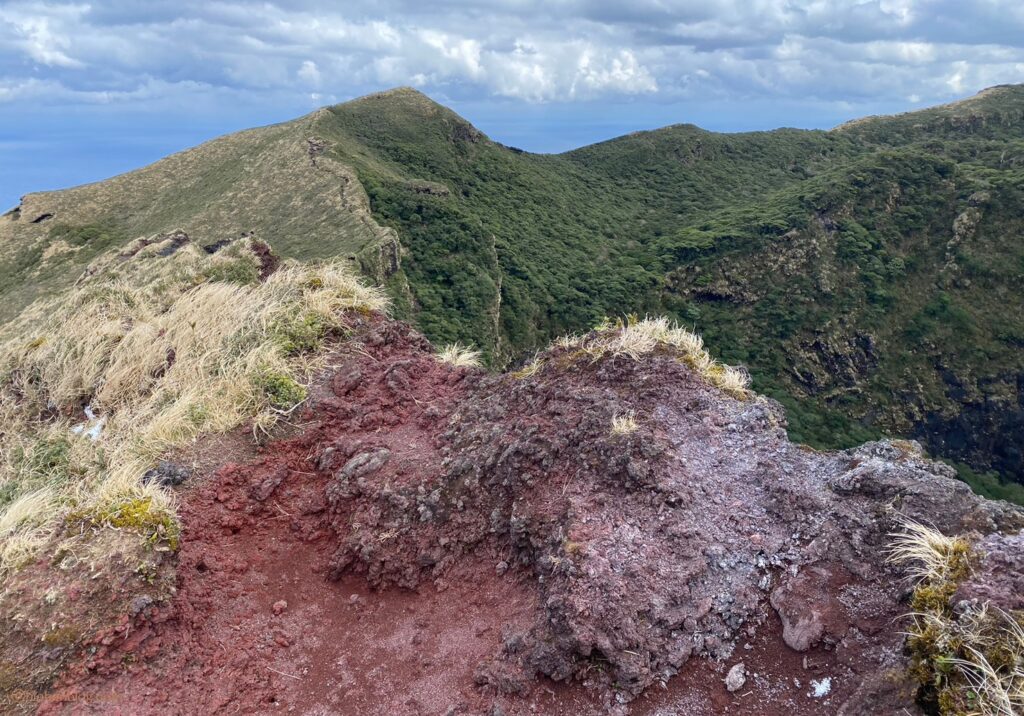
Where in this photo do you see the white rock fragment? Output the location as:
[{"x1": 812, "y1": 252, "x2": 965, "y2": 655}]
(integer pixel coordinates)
[
  {"x1": 71, "y1": 404, "x2": 106, "y2": 441},
  {"x1": 724, "y1": 662, "x2": 746, "y2": 692},
  {"x1": 86, "y1": 418, "x2": 106, "y2": 441},
  {"x1": 809, "y1": 677, "x2": 832, "y2": 698}
]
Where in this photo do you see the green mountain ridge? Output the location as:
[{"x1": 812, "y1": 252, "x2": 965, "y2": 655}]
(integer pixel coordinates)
[{"x1": 3, "y1": 85, "x2": 1023, "y2": 497}]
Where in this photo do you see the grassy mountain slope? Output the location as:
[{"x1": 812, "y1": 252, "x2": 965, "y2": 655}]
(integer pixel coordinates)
[
  {"x1": 314, "y1": 87, "x2": 1024, "y2": 490},
  {"x1": 661, "y1": 148, "x2": 1024, "y2": 487},
  {"x1": 307, "y1": 90, "x2": 868, "y2": 359},
  {"x1": 2, "y1": 85, "x2": 1023, "y2": 494},
  {"x1": 0, "y1": 112, "x2": 401, "y2": 323}
]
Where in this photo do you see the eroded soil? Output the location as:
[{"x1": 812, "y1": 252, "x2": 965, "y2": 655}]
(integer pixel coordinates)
[{"x1": 25, "y1": 316, "x2": 1024, "y2": 715}]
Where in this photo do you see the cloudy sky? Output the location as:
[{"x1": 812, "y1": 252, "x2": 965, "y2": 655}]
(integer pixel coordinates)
[{"x1": 2, "y1": 0, "x2": 1023, "y2": 209}]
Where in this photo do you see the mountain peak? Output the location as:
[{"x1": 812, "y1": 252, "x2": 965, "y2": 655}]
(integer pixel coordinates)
[
  {"x1": 334, "y1": 86, "x2": 452, "y2": 117},
  {"x1": 322, "y1": 86, "x2": 489, "y2": 145}
]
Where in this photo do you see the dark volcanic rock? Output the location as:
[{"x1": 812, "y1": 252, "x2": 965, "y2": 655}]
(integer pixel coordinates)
[
  {"x1": 141, "y1": 460, "x2": 193, "y2": 487},
  {"x1": 324, "y1": 339, "x2": 1024, "y2": 706}
]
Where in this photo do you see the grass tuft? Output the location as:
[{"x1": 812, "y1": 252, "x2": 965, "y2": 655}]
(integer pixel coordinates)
[
  {"x1": 888, "y1": 518, "x2": 972, "y2": 585},
  {"x1": 0, "y1": 489, "x2": 58, "y2": 573},
  {"x1": 511, "y1": 356, "x2": 543, "y2": 380},
  {"x1": 271, "y1": 312, "x2": 332, "y2": 355},
  {"x1": 577, "y1": 316, "x2": 751, "y2": 398},
  {"x1": 435, "y1": 343, "x2": 482, "y2": 368},
  {"x1": 252, "y1": 368, "x2": 308, "y2": 411},
  {"x1": 69, "y1": 493, "x2": 180, "y2": 551},
  {"x1": 610, "y1": 410, "x2": 639, "y2": 436},
  {"x1": 889, "y1": 519, "x2": 1023, "y2": 715},
  {"x1": 553, "y1": 333, "x2": 584, "y2": 350}
]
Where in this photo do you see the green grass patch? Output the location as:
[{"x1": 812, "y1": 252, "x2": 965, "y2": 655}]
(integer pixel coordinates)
[
  {"x1": 252, "y1": 368, "x2": 308, "y2": 410},
  {"x1": 271, "y1": 312, "x2": 331, "y2": 355},
  {"x1": 952, "y1": 462, "x2": 1024, "y2": 505},
  {"x1": 69, "y1": 496, "x2": 180, "y2": 551}
]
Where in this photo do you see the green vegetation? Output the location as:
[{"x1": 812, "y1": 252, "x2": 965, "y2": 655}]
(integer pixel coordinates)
[
  {"x1": 48, "y1": 221, "x2": 124, "y2": 250},
  {"x1": 2, "y1": 84, "x2": 1023, "y2": 493},
  {"x1": 252, "y1": 368, "x2": 308, "y2": 410},
  {"x1": 0, "y1": 220, "x2": 129, "y2": 323},
  {"x1": 271, "y1": 311, "x2": 335, "y2": 355},
  {"x1": 953, "y1": 463, "x2": 1024, "y2": 505},
  {"x1": 69, "y1": 496, "x2": 180, "y2": 552},
  {"x1": 311, "y1": 92, "x2": 852, "y2": 362},
  {"x1": 312, "y1": 87, "x2": 1024, "y2": 491},
  {"x1": 201, "y1": 256, "x2": 261, "y2": 285}
]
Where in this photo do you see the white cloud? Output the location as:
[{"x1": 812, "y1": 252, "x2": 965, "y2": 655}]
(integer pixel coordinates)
[
  {"x1": 947, "y1": 61, "x2": 968, "y2": 93},
  {"x1": 572, "y1": 49, "x2": 657, "y2": 98},
  {"x1": 417, "y1": 30, "x2": 484, "y2": 79},
  {"x1": 298, "y1": 60, "x2": 322, "y2": 86},
  {"x1": 878, "y1": 0, "x2": 917, "y2": 25},
  {"x1": 486, "y1": 42, "x2": 657, "y2": 101},
  {"x1": 0, "y1": 4, "x2": 87, "y2": 68},
  {"x1": 0, "y1": 0, "x2": 1020, "y2": 109}
]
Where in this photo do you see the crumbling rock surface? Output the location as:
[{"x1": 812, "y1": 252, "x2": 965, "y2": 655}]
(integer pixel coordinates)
[
  {"x1": 325, "y1": 341, "x2": 1023, "y2": 705},
  {"x1": 33, "y1": 315, "x2": 1024, "y2": 715},
  {"x1": 954, "y1": 532, "x2": 1024, "y2": 611}
]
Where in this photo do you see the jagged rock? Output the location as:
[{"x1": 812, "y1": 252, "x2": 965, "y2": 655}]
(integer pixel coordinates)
[
  {"x1": 25, "y1": 313, "x2": 1024, "y2": 714},
  {"x1": 339, "y1": 449, "x2": 391, "y2": 481},
  {"x1": 248, "y1": 465, "x2": 289, "y2": 502},
  {"x1": 724, "y1": 662, "x2": 746, "y2": 692},
  {"x1": 327, "y1": 340, "x2": 1024, "y2": 703},
  {"x1": 142, "y1": 461, "x2": 192, "y2": 487},
  {"x1": 327, "y1": 449, "x2": 391, "y2": 501},
  {"x1": 769, "y1": 563, "x2": 849, "y2": 652}
]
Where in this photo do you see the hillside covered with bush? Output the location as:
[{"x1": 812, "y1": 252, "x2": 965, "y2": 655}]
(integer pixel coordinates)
[{"x1": 3, "y1": 84, "x2": 1023, "y2": 493}]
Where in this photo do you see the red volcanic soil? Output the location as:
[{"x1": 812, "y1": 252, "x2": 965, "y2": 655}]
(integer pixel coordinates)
[
  {"x1": 37, "y1": 318, "x2": 574, "y2": 715},
  {"x1": 32, "y1": 316, "x2": 1019, "y2": 715}
]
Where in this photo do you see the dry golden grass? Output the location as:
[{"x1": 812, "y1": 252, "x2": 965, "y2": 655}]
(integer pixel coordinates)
[
  {"x1": 927, "y1": 606, "x2": 1024, "y2": 716},
  {"x1": 0, "y1": 238, "x2": 387, "y2": 575},
  {"x1": 948, "y1": 608, "x2": 1024, "y2": 716},
  {"x1": 610, "y1": 411, "x2": 639, "y2": 436},
  {"x1": 888, "y1": 518, "x2": 971, "y2": 584},
  {"x1": 576, "y1": 316, "x2": 750, "y2": 398},
  {"x1": 435, "y1": 343, "x2": 482, "y2": 368},
  {"x1": 0, "y1": 489, "x2": 59, "y2": 575},
  {"x1": 511, "y1": 356, "x2": 543, "y2": 380},
  {"x1": 553, "y1": 333, "x2": 584, "y2": 350}
]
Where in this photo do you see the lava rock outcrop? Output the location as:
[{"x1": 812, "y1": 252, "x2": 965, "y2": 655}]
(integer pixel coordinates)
[{"x1": 321, "y1": 328, "x2": 1024, "y2": 708}]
